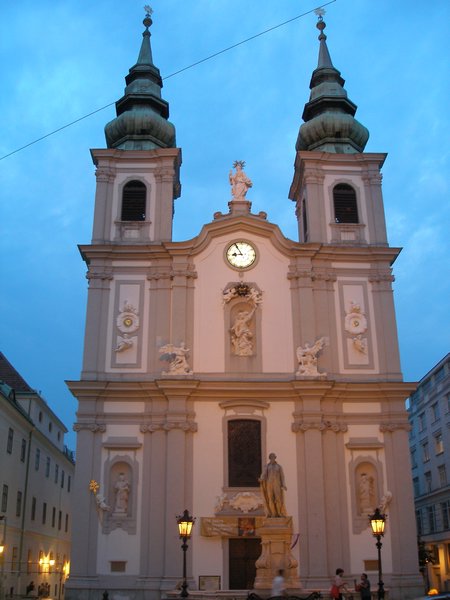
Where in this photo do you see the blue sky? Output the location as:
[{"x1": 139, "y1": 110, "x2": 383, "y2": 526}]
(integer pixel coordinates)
[{"x1": 1, "y1": 1, "x2": 449, "y2": 449}]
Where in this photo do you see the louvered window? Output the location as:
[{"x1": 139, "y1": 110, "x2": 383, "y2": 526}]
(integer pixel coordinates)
[
  {"x1": 333, "y1": 183, "x2": 358, "y2": 223},
  {"x1": 121, "y1": 180, "x2": 146, "y2": 221}
]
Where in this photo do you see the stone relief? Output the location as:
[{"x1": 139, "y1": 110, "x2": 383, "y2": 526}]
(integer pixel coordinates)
[
  {"x1": 344, "y1": 301, "x2": 368, "y2": 355},
  {"x1": 223, "y1": 283, "x2": 262, "y2": 357},
  {"x1": 159, "y1": 343, "x2": 192, "y2": 375},
  {"x1": 229, "y1": 492, "x2": 263, "y2": 513},
  {"x1": 115, "y1": 300, "x2": 139, "y2": 353},
  {"x1": 357, "y1": 471, "x2": 375, "y2": 515},
  {"x1": 295, "y1": 337, "x2": 328, "y2": 377},
  {"x1": 229, "y1": 160, "x2": 252, "y2": 200}
]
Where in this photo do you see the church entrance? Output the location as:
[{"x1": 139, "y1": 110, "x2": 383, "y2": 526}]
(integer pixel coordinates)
[{"x1": 229, "y1": 538, "x2": 261, "y2": 589}]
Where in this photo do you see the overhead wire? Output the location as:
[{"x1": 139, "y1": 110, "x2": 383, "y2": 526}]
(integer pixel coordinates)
[{"x1": 0, "y1": 1, "x2": 336, "y2": 162}]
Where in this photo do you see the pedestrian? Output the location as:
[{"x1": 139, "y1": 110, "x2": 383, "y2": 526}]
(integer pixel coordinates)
[
  {"x1": 271, "y1": 569, "x2": 286, "y2": 597},
  {"x1": 330, "y1": 568, "x2": 348, "y2": 600},
  {"x1": 356, "y1": 573, "x2": 371, "y2": 600}
]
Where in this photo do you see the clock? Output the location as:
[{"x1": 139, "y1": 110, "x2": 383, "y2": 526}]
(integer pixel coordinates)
[{"x1": 225, "y1": 241, "x2": 257, "y2": 269}]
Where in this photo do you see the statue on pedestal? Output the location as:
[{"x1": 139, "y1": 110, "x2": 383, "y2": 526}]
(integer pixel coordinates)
[{"x1": 259, "y1": 453, "x2": 287, "y2": 518}]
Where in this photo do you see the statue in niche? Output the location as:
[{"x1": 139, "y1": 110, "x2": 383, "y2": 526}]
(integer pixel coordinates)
[
  {"x1": 259, "y1": 453, "x2": 287, "y2": 518},
  {"x1": 231, "y1": 306, "x2": 256, "y2": 356},
  {"x1": 296, "y1": 337, "x2": 327, "y2": 376},
  {"x1": 229, "y1": 160, "x2": 252, "y2": 200},
  {"x1": 358, "y1": 472, "x2": 375, "y2": 515},
  {"x1": 159, "y1": 343, "x2": 192, "y2": 374},
  {"x1": 113, "y1": 472, "x2": 130, "y2": 514}
]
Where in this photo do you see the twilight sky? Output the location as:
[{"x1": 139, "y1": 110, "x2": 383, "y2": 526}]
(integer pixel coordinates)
[{"x1": 1, "y1": 1, "x2": 449, "y2": 449}]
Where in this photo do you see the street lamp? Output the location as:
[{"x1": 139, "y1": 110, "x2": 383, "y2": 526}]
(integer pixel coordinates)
[
  {"x1": 369, "y1": 508, "x2": 386, "y2": 600},
  {"x1": 176, "y1": 509, "x2": 195, "y2": 598}
]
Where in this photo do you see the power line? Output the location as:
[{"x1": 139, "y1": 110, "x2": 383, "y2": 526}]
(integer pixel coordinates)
[{"x1": 0, "y1": 1, "x2": 336, "y2": 162}]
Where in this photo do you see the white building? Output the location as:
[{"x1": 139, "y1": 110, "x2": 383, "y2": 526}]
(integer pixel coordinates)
[
  {"x1": 408, "y1": 353, "x2": 450, "y2": 592},
  {"x1": 0, "y1": 352, "x2": 74, "y2": 599},
  {"x1": 66, "y1": 11, "x2": 422, "y2": 600}
]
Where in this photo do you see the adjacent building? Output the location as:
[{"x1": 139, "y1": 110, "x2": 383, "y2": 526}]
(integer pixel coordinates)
[
  {"x1": 408, "y1": 353, "x2": 450, "y2": 592},
  {"x1": 0, "y1": 352, "x2": 74, "y2": 599},
  {"x1": 66, "y1": 10, "x2": 422, "y2": 600}
]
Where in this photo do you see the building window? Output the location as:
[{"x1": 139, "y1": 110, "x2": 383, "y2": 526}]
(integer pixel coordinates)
[
  {"x1": 42, "y1": 502, "x2": 47, "y2": 524},
  {"x1": 35, "y1": 448, "x2": 40, "y2": 470},
  {"x1": 31, "y1": 497, "x2": 36, "y2": 521},
  {"x1": 441, "y1": 501, "x2": 450, "y2": 530},
  {"x1": 418, "y1": 412, "x2": 426, "y2": 432},
  {"x1": 302, "y1": 198, "x2": 308, "y2": 242},
  {"x1": 7, "y1": 428, "x2": 14, "y2": 454},
  {"x1": 20, "y1": 439, "x2": 27, "y2": 462},
  {"x1": 416, "y1": 508, "x2": 423, "y2": 535},
  {"x1": 1, "y1": 484, "x2": 8, "y2": 512},
  {"x1": 431, "y1": 402, "x2": 440, "y2": 422},
  {"x1": 58, "y1": 510, "x2": 62, "y2": 530},
  {"x1": 54, "y1": 464, "x2": 59, "y2": 484},
  {"x1": 333, "y1": 183, "x2": 358, "y2": 223},
  {"x1": 411, "y1": 448, "x2": 417, "y2": 468},
  {"x1": 435, "y1": 432, "x2": 444, "y2": 454},
  {"x1": 46, "y1": 456, "x2": 51, "y2": 478},
  {"x1": 38, "y1": 411, "x2": 43, "y2": 422},
  {"x1": 61, "y1": 470, "x2": 65, "y2": 489},
  {"x1": 65, "y1": 513, "x2": 69, "y2": 533},
  {"x1": 422, "y1": 441, "x2": 430, "y2": 462},
  {"x1": 227, "y1": 419, "x2": 262, "y2": 487},
  {"x1": 48, "y1": 422, "x2": 52, "y2": 433},
  {"x1": 438, "y1": 465, "x2": 447, "y2": 487},
  {"x1": 427, "y1": 505, "x2": 436, "y2": 533},
  {"x1": 425, "y1": 471, "x2": 432, "y2": 493},
  {"x1": 121, "y1": 180, "x2": 146, "y2": 221},
  {"x1": 16, "y1": 491, "x2": 22, "y2": 517},
  {"x1": 52, "y1": 507, "x2": 56, "y2": 528},
  {"x1": 413, "y1": 477, "x2": 420, "y2": 496}
]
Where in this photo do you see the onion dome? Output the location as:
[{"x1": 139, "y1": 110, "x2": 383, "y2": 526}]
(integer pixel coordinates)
[
  {"x1": 105, "y1": 8, "x2": 176, "y2": 150},
  {"x1": 296, "y1": 14, "x2": 369, "y2": 153}
]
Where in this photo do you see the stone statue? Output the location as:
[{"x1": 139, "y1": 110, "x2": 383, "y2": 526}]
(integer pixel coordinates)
[
  {"x1": 159, "y1": 343, "x2": 192, "y2": 374},
  {"x1": 259, "y1": 453, "x2": 287, "y2": 517},
  {"x1": 114, "y1": 472, "x2": 130, "y2": 514},
  {"x1": 379, "y1": 490, "x2": 392, "y2": 513},
  {"x1": 231, "y1": 306, "x2": 256, "y2": 356},
  {"x1": 296, "y1": 337, "x2": 327, "y2": 376},
  {"x1": 114, "y1": 334, "x2": 134, "y2": 353},
  {"x1": 229, "y1": 160, "x2": 252, "y2": 200},
  {"x1": 358, "y1": 472, "x2": 375, "y2": 514}
]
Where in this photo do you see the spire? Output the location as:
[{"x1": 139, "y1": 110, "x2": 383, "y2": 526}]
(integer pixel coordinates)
[
  {"x1": 295, "y1": 12, "x2": 369, "y2": 154},
  {"x1": 104, "y1": 7, "x2": 176, "y2": 150}
]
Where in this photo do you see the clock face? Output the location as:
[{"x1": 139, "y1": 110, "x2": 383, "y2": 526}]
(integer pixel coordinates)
[{"x1": 226, "y1": 241, "x2": 257, "y2": 269}]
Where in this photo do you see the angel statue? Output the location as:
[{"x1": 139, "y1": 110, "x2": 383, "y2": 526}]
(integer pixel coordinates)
[{"x1": 296, "y1": 337, "x2": 327, "y2": 377}]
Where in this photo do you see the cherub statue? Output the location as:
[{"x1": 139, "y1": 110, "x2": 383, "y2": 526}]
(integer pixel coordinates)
[{"x1": 296, "y1": 337, "x2": 327, "y2": 377}]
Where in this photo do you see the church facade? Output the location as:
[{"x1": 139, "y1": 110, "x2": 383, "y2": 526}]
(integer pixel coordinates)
[{"x1": 66, "y1": 10, "x2": 422, "y2": 600}]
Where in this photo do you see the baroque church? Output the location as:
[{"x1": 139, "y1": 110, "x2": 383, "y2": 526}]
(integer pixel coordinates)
[{"x1": 66, "y1": 9, "x2": 422, "y2": 600}]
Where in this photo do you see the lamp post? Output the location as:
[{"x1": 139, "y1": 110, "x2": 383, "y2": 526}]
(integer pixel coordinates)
[
  {"x1": 176, "y1": 509, "x2": 195, "y2": 598},
  {"x1": 369, "y1": 508, "x2": 386, "y2": 600}
]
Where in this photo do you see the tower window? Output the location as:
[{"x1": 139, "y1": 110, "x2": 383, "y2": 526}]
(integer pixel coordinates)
[
  {"x1": 121, "y1": 180, "x2": 146, "y2": 221},
  {"x1": 333, "y1": 183, "x2": 358, "y2": 223},
  {"x1": 228, "y1": 419, "x2": 261, "y2": 487}
]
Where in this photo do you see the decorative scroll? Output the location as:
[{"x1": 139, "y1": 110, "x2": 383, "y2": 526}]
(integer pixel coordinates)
[{"x1": 115, "y1": 300, "x2": 139, "y2": 353}]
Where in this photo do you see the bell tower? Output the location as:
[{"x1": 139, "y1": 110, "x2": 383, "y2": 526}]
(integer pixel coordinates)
[{"x1": 289, "y1": 14, "x2": 388, "y2": 248}]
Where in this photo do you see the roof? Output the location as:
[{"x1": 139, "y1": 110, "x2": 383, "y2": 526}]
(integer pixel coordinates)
[{"x1": 0, "y1": 351, "x2": 34, "y2": 392}]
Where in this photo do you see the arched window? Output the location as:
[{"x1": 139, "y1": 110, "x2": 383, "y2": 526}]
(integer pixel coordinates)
[
  {"x1": 121, "y1": 180, "x2": 146, "y2": 221},
  {"x1": 228, "y1": 419, "x2": 261, "y2": 487},
  {"x1": 333, "y1": 183, "x2": 358, "y2": 223}
]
